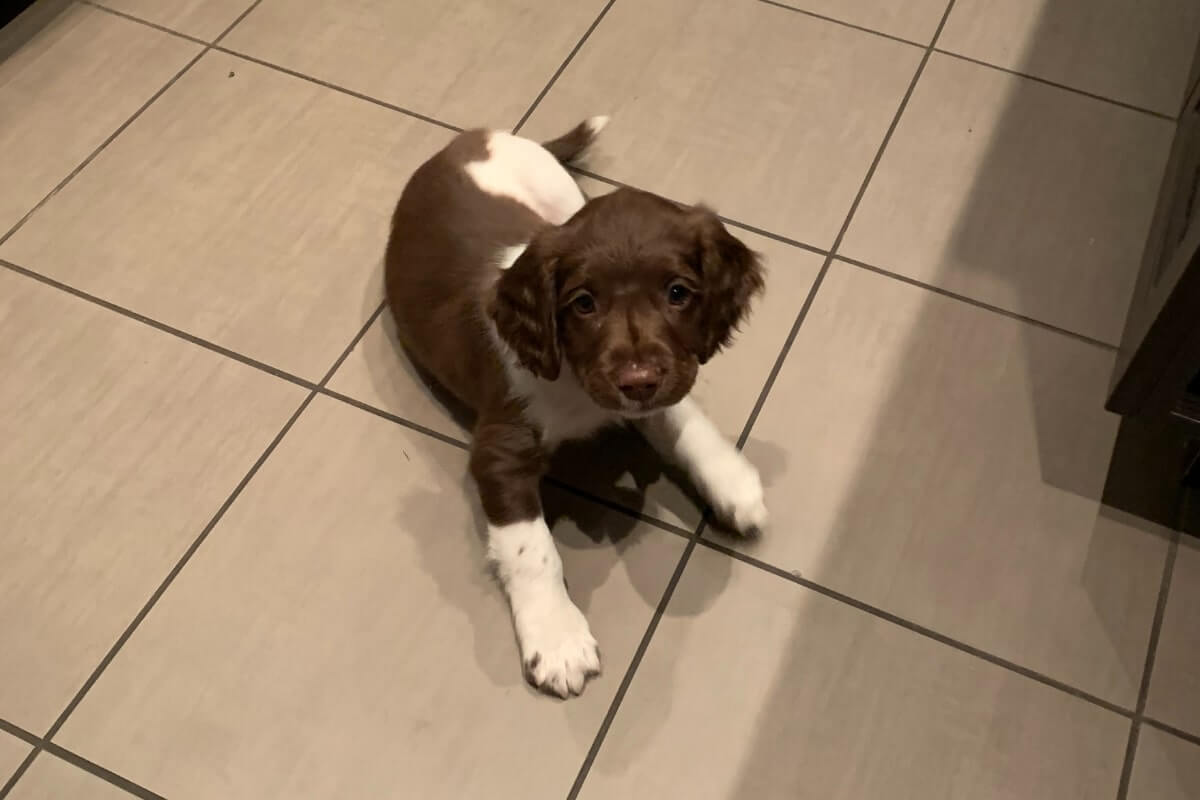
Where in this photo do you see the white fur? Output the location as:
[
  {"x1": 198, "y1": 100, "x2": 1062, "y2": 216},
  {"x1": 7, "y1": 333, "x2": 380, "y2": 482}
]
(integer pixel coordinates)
[
  {"x1": 636, "y1": 395, "x2": 768, "y2": 535},
  {"x1": 488, "y1": 519, "x2": 600, "y2": 697},
  {"x1": 585, "y1": 115, "x2": 610, "y2": 136},
  {"x1": 507, "y1": 361, "x2": 620, "y2": 448},
  {"x1": 485, "y1": 319, "x2": 619, "y2": 448},
  {"x1": 494, "y1": 243, "x2": 527, "y2": 271},
  {"x1": 464, "y1": 131, "x2": 585, "y2": 225}
]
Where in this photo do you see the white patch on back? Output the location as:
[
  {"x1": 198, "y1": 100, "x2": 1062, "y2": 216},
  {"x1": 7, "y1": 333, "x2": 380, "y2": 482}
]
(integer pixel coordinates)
[
  {"x1": 494, "y1": 243, "x2": 528, "y2": 271},
  {"x1": 464, "y1": 132, "x2": 586, "y2": 225}
]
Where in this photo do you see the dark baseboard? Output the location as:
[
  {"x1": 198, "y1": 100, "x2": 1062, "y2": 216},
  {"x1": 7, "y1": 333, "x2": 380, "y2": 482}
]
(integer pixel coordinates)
[{"x1": 1103, "y1": 414, "x2": 1199, "y2": 536}]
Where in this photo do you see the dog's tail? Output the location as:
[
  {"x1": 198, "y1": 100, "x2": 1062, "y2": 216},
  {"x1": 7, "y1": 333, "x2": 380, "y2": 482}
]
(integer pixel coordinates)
[{"x1": 540, "y1": 115, "x2": 609, "y2": 166}]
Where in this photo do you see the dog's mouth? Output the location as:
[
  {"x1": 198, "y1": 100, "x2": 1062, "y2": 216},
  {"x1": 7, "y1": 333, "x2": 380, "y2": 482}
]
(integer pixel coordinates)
[
  {"x1": 574, "y1": 358, "x2": 700, "y2": 417},
  {"x1": 583, "y1": 378, "x2": 693, "y2": 417}
]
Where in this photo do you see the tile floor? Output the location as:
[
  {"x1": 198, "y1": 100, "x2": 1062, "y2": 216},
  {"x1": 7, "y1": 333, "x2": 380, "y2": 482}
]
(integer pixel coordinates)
[{"x1": 2, "y1": 0, "x2": 1199, "y2": 798}]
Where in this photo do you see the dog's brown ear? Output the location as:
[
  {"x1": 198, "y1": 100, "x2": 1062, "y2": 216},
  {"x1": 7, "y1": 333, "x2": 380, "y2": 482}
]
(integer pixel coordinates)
[
  {"x1": 490, "y1": 239, "x2": 562, "y2": 380},
  {"x1": 689, "y1": 207, "x2": 764, "y2": 363}
]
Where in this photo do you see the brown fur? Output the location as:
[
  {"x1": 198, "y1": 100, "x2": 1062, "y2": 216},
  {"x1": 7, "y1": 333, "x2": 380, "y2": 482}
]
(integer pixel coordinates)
[{"x1": 384, "y1": 129, "x2": 763, "y2": 527}]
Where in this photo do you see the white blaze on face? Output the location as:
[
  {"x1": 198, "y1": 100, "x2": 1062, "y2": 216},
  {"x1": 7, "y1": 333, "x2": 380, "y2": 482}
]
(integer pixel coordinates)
[{"x1": 463, "y1": 131, "x2": 586, "y2": 225}]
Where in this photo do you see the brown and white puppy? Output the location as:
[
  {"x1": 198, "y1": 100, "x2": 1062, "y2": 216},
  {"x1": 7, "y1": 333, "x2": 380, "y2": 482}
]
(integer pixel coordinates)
[{"x1": 385, "y1": 117, "x2": 766, "y2": 698}]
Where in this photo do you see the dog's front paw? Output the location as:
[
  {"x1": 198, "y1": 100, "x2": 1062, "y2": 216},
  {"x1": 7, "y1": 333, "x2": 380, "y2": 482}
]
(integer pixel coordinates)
[
  {"x1": 708, "y1": 454, "x2": 768, "y2": 537},
  {"x1": 512, "y1": 583, "x2": 600, "y2": 698}
]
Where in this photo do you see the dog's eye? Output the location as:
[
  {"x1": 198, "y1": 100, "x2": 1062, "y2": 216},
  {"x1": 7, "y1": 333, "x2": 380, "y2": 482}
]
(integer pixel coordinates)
[
  {"x1": 667, "y1": 283, "x2": 693, "y2": 306},
  {"x1": 571, "y1": 292, "x2": 597, "y2": 315}
]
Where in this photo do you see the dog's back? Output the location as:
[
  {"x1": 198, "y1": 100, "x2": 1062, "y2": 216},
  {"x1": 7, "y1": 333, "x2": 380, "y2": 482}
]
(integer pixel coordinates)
[{"x1": 384, "y1": 120, "x2": 604, "y2": 412}]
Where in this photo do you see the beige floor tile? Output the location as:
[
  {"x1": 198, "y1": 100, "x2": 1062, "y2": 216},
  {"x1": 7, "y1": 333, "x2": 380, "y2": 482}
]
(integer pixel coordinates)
[
  {"x1": 0, "y1": 269, "x2": 304, "y2": 732},
  {"x1": 1127, "y1": 727, "x2": 1200, "y2": 800},
  {"x1": 325, "y1": 308, "x2": 471, "y2": 443},
  {"x1": 330, "y1": 203, "x2": 823, "y2": 530},
  {"x1": 0, "y1": 2, "x2": 200, "y2": 235},
  {"x1": 96, "y1": 0, "x2": 252, "y2": 40},
  {"x1": 767, "y1": 0, "x2": 948, "y2": 43},
  {"x1": 221, "y1": 0, "x2": 609, "y2": 130},
  {"x1": 0, "y1": 733, "x2": 31, "y2": 786},
  {"x1": 724, "y1": 261, "x2": 1169, "y2": 707},
  {"x1": 841, "y1": 53, "x2": 1172, "y2": 345},
  {"x1": 521, "y1": 0, "x2": 922, "y2": 250},
  {"x1": 0, "y1": 51, "x2": 454, "y2": 382},
  {"x1": 940, "y1": 0, "x2": 1200, "y2": 116},
  {"x1": 7, "y1": 754, "x2": 130, "y2": 800},
  {"x1": 1145, "y1": 536, "x2": 1200, "y2": 735},
  {"x1": 578, "y1": 546, "x2": 1129, "y2": 799},
  {"x1": 56, "y1": 395, "x2": 684, "y2": 800}
]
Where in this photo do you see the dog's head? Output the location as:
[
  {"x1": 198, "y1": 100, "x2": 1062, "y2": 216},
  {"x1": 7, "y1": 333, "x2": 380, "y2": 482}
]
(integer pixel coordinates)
[{"x1": 489, "y1": 188, "x2": 764, "y2": 413}]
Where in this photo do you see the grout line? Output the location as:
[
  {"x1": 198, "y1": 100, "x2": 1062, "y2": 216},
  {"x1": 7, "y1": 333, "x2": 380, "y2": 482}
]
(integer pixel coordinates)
[
  {"x1": 734, "y1": 0, "x2": 959, "y2": 451},
  {"x1": 0, "y1": 720, "x2": 37, "y2": 748},
  {"x1": 934, "y1": 49, "x2": 1177, "y2": 122},
  {"x1": 0, "y1": 259, "x2": 319, "y2": 391},
  {"x1": 317, "y1": 388, "x2": 470, "y2": 452},
  {"x1": 512, "y1": 0, "x2": 617, "y2": 134},
  {"x1": 211, "y1": 47, "x2": 464, "y2": 134},
  {"x1": 0, "y1": 749, "x2": 38, "y2": 799},
  {"x1": 79, "y1": 0, "x2": 208, "y2": 44},
  {"x1": 566, "y1": 523, "x2": 706, "y2": 799},
  {"x1": 76, "y1": 0, "x2": 1139, "y2": 352},
  {"x1": 0, "y1": 54, "x2": 204, "y2": 249},
  {"x1": 569, "y1": 167, "x2": 830, "y2": 257},
  {"x1": 37, "y1": 394, "x2": 317, "y2": 743},
  {"x1": 756, "y1": 0, "x2": 1175, "y2": 122},
  {"x1": 1181, "y1": 73, "x2": 1200, "y2": 120},
  {"x1": 0, "y1": 0, "x2": 266, "y2": 250},
  {"x1": 315, "y1": 302, "x2": 386, "y2": 385},
  {"x1": 733, "y1": 256, "x2": 829, "y2": 450},
  {"x1": 42, "y1": 744, "x2": 165, "y2": 800},
  {"x1": 80, "y1": 0, "x2": 465, "y2": 134},
  {"x1": 836, "y1": 256, "x2": 1119, "y2": 351},
  {"x1": 1116, "y1": 719, "x2": 1143, "y2": 797},
  {"x1": 309, "y1": 381, "x2": 1197, "y2": 737},
  {"x1": 543, "y1": 476, "x2": 697, "y2": 541},
  {"x1": 1116, "y1": 528, "x2": 1182, "y2": 799},
  {"x1": 319, "y1": 387, "x2": 696, "y2": 543},
  {"x1": 1, "y1": 242, "x2": 692, "y2": 543},
  {"x1": 0, "y1": 729, "x2": 161, "y2": 800},
  {"x1": 1143, "y1": 716, "x2": 1200, "y2": 749},
  {"x1": 0, "y1": 301, "x2": 386, "y2": 800},
  {"x1": 698, "y1": 537, "x2": 1136, "y2": 718},
  {"x1": 208, "y1": 0, "x2": 264, "y2": 44},
  {"x1": 756, "y1": 0, "x2": 925, "y2": 48}
]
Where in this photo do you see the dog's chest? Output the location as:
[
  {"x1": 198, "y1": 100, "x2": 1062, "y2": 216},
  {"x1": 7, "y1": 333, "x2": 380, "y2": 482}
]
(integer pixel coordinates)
[{"x1": 515, "y1": 373, "x2": 620, "y2": 449}]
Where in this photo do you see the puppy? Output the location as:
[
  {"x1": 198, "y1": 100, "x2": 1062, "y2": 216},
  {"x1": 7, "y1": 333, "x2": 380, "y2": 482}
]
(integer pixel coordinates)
[{"x1": 385, "y1": 117, "x2": 767, "y2": 698}]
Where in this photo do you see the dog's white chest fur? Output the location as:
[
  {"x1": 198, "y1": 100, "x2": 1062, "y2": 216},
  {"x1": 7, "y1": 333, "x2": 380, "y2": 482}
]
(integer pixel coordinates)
[{"x1": 506, "y1": 367, "x2": 621, "y2": 449}]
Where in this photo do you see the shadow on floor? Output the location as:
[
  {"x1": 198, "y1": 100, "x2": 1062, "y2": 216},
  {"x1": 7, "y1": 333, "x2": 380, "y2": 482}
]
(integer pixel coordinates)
[{"x1": 717, "y1": 3, "x2": 1190, "y2": 796}]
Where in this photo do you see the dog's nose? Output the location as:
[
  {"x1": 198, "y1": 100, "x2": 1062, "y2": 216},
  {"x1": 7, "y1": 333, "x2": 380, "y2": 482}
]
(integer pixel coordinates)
[{"x1": 616, "y1": 364, "x2": 661, "y2": 404}]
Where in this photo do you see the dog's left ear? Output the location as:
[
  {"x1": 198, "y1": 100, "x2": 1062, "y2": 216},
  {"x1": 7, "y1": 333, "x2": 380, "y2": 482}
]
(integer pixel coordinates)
[
  {"x1": 688, "y1": 207, "x2": 765, "y2": 363},
  {"x1": 489, "y1": 236, "x2": 562, "y2": 380}
]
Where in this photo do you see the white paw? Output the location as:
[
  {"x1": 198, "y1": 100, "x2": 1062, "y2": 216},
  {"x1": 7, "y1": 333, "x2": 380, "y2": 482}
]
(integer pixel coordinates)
[
  {"x1": 512, "y1": 582, "x2": 601, "y2": 698},
  {"x1": 707, "y1": 455, "x2": 768, "y2": 536}
]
